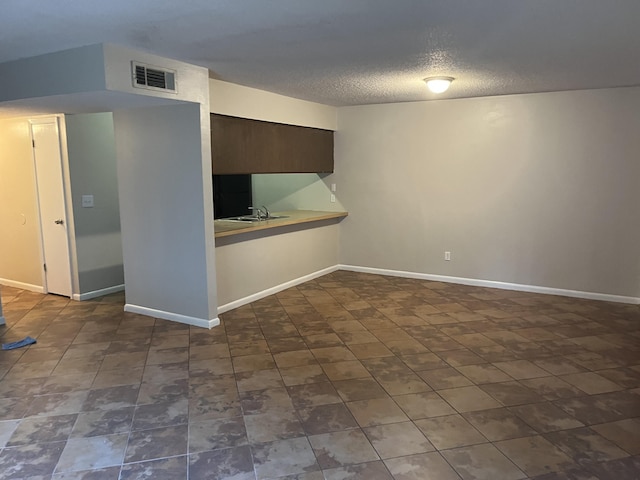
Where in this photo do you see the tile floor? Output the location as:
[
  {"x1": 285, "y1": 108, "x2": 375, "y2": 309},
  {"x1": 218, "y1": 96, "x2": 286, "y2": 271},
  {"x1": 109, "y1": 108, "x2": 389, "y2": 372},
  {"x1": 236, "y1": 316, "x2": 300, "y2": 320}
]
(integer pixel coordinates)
[{"x1": 0, "y1": 270, "x2": 639, "y2": 479}]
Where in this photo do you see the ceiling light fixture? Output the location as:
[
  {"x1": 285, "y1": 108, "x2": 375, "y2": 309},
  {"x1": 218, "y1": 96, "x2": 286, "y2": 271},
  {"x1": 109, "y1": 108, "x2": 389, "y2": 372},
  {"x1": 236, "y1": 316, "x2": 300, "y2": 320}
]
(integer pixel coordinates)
[{"x1": 424, "y1": 76, "x2": 454, "y2": 94}]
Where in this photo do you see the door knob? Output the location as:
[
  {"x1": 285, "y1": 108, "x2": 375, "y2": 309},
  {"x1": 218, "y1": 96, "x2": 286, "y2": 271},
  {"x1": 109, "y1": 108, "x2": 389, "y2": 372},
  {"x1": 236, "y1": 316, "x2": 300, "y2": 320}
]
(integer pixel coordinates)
[{"x1": 54, "y1": 219, "x2": 64, "y2": 225}]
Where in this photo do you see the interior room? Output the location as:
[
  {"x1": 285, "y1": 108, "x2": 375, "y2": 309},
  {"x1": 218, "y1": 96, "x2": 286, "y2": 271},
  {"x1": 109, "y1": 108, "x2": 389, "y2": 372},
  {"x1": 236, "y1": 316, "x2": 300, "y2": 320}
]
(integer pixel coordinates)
[{"x1": 0, "y1": 2, "x2": 639, "y2": 479}]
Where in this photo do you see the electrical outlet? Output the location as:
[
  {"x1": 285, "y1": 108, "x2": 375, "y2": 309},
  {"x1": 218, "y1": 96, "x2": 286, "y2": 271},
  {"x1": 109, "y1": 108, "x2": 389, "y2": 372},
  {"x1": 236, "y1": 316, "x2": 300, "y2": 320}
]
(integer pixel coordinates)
[
  {"x1": 331, "y1": 183, "x2": 337, "y2": 192},
  {"x1": 444, "y1": 251, "x2": 451, "y2": 261},
  {"x1": 330, "y1": 194, "x2": 336, "y2": 203}
]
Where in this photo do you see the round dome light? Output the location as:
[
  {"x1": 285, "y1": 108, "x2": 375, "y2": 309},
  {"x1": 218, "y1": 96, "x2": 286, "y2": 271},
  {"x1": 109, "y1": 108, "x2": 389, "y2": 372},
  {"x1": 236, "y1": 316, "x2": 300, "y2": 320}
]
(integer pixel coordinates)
[{"x1": 424, "y1": 77, "x2": 454, "y2": 94}]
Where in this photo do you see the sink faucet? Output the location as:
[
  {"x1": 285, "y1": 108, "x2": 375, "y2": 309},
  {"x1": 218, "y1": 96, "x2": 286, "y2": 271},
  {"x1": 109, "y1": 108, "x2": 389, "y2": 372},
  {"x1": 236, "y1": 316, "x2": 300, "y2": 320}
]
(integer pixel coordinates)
[{"x1": 248, "y1": 205, "x2": 270, "y2": 220}]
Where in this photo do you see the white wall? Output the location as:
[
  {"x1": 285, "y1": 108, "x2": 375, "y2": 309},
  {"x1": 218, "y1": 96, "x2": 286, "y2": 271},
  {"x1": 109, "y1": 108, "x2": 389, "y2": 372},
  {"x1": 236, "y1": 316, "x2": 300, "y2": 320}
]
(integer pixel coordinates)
[
  {"x1": 0, "y1": 117, "x2": 43, "y2": 290},
  {"x1": 216, "y1": 222, "x2": 340, "y2": 309},
  {"x1": 336, "y1": 87, "x2": 640, "y2": 300},
  {"x1": 65, "y1": 112, "x2": 124, "y2": 294},
  {"x1": 0, "y1": 43, "x2": 207, "y2": 107},
  {"x1": 209, "y1": 79, "x2": 336, "y2": 130},
  {"x1": 252, "y1": 173, "x2": 345, "y2": 212},
  {"x1": 0, "y1": 44, "x2": 106, "y2": 103},
  {"x1": 114, "y1": 103, "x2": 218, "y2": 326}
]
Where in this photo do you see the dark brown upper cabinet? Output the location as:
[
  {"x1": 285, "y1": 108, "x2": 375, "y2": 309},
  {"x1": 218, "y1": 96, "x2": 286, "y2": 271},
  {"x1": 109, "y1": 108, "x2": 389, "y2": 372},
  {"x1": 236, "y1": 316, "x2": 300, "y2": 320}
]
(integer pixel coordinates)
[{"x1": 211, "y1": 113, "x2": 334, "y2": 174}]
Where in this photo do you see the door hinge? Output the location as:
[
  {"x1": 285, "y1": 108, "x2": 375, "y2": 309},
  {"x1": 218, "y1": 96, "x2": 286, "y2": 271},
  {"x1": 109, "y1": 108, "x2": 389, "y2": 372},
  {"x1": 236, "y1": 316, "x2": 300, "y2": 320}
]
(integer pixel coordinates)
[
  {"x1": 32, "y1": 139, "x2": 35, "y2": 148},
  {"x1": 44, "y1": 263, "x2": 47, "y2": 272}
]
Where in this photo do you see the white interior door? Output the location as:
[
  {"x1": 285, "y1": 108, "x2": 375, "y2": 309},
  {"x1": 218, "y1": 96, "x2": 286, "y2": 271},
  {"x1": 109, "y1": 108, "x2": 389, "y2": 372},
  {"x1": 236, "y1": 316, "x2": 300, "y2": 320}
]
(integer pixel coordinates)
[{"x1": 31, "y1": 119, "x2": 73, "y2": 297}]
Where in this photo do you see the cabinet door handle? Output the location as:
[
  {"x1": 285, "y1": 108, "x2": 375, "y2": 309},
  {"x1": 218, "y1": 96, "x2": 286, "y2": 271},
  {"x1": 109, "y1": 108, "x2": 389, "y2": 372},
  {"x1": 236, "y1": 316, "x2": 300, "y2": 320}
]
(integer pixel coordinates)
[{"x1": 54, "y1": 219, "x2": 64, "y2": 225}]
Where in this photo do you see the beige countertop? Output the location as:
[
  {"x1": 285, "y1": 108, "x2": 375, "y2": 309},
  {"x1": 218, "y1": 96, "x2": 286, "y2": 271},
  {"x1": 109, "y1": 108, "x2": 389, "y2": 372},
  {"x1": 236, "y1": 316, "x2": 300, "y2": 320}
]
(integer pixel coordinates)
[{"x1": 214, "y1": 210, "x2": 348, "y2": 238}]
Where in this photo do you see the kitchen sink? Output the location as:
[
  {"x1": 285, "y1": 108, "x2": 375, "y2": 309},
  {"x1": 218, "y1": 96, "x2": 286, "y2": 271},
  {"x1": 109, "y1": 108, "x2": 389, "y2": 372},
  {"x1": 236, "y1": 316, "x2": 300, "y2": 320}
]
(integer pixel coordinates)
[{"x1": 225, "y1": 215, "x2": 289, "y2": 222}]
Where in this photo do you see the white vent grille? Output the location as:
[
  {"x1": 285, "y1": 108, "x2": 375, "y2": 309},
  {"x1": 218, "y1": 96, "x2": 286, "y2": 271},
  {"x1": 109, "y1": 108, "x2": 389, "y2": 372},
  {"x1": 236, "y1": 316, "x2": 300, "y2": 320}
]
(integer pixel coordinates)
[{"x1": 132, "y1": 62, "x2": 177, "y2": 93}]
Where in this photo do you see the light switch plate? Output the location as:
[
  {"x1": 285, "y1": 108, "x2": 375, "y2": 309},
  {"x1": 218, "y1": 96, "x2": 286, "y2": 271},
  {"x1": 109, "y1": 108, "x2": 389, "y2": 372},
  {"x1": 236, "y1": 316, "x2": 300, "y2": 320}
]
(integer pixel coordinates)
[{"x1": 82, "y1": 195, "x2": 94, "y2": 208}]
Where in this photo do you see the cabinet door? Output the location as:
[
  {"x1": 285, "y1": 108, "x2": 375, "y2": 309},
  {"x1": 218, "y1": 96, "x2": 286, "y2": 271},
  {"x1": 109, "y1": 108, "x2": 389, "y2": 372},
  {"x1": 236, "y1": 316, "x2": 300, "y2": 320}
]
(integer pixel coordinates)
[{"x1": 211, "y1": 114, "x2": 333, "y2": 174}]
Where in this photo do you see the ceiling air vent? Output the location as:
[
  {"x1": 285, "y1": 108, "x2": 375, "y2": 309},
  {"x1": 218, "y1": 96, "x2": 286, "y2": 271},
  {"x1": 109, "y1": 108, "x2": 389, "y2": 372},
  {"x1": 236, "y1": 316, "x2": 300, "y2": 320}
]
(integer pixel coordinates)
[{"x1": 132, "y1": 62, "x2": 177, "y2": 93}]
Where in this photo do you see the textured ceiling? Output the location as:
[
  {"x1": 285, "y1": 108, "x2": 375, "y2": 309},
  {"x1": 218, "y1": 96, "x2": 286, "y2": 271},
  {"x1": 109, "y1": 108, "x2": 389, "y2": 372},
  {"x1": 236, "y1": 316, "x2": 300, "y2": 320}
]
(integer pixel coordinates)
[{"x1": 1, "y1": 0, "x2": 639, "y2": 106}]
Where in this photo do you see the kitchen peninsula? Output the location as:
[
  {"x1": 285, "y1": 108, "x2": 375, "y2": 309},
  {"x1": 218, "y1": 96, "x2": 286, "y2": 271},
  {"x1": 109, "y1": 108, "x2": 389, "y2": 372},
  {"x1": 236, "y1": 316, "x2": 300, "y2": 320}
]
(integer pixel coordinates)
[
  {"x1": 214, "y1": 210, "x2": 347, "y2": 238},
  {"x1": 209, "y1": 79, "x2": 341, "y2": 313},
  {"x1": 214, "y1": 209, "x2": 347, "y2": 312}
]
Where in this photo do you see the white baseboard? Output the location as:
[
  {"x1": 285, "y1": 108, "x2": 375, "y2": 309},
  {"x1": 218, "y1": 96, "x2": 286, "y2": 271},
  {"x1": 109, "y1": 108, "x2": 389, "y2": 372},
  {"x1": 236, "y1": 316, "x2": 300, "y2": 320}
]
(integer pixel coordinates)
[
  {"x1": 339, "y1": 265, "x2": 640, "y2": 305},
  {"x1": 0, "y1": 278, "x2": 44, "y2": 294},
  {"x1": 73, "y1": 284, "x2": 125, "y2": 301},
  {"x1": 124, "y1": 303, "x2": 220, "y2": 329},
  {"x1": 217, "y1": 265, "x2": 340, "y2": 314}
]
